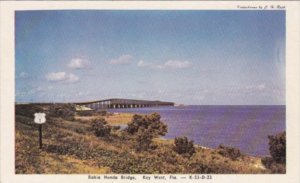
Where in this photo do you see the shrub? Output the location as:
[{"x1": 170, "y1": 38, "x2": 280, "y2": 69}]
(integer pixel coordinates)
[
  {"x1": 261, "y1": 157, "x2": 286, "y2": 173},
  {"x1": 188, "y1": 162, "x2": 212, "y2": 173},
  {"x1": 217, "y1": 144, "x2": 242, "y2": 160},
  {"x1": 77, "y1": 110, "x2": 94, "y2": 116},
  {"x1": 91, "y1": 118, "x2": 111, "y2": 137},
  {"x1": 268, "y1": 131, "x2": 286, "y2": 164},
  {"x1": 126, "y1": 113, "x2": 167, "y2": 152},
  {"x1": 75, "y1": 128, "x2": 85, "y2": 134},
  {"x1": 261, "y1": 131, "x2": 286, "y2": 173},
  {"x1": 15, "y1": 104, "x2": 44, "y2": 118},
  {"x1": 269, "y1": 163, "x2": 286, "y2": 173},
  {"x1": 186, "y1": 157, "x2": 239, "y2": 174},
  {"x1": 174, "y1": 136, "x2": 196, "y2": 157},
  {"x1": 135, "y1": 129, "x2": 154, "y2": 152},
  {"x1": 126, "y1": 114, "x2": 143, "y2": 134},
  {"x1": 112, "y1": 126, "x2": 121, "y2": 131},
  {"x1": 49, "y1": 103, "x2": 76, "y2": 121},
  {"x1": 15, "y1": 103, "x2": 76, "y2": 121},
  {"x1": 126, "y1": 113, "x2": 167, "y2": 137},
  {"x1": 261, "y1": 157, "x2": 273, "y2": 169}
]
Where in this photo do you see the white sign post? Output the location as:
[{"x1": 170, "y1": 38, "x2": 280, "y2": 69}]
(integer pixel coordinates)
[{"x1": 34, "y1": 113, "x2": 46, "y2": 149}]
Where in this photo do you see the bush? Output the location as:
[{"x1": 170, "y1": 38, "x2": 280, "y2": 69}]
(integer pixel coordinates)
[
  {"x1": 126, "y1": 114, "x2": 143, "y2": 134},
  {"x1": 135, "y1": 129, "x2": 154, "y2": 152},
  {"x1": 126, "y1": 113, "x2": 167, "y2": 152},
  {"x1": 269, "y1": 163, "x2": 286, "y2": 173},
  {"x1": 49, "y1": 103, "x2": 76, "y2": 121},
  {"x1": 126, "y1": 113, "x2": 167, "y2": 137},
  {"x1": 91, "y1": 118, "x2": 111, "y2": 137},
  {"x1": 261, "y1": 157, "x2": 273, "y2": 169},
  {"x1": 15, "y1": 103, "x2": 75, "y2": 121},
  {"x1": 112, "y1": 126, "x2": 121, "y2": 131},
  {"x1": 268, "y1": 131, "x2": 286, "y2": 164},
  {"x1": 261, "y1": 157, "x2": 286, "y2": 173},
  {"x1": 174, "y1": 136, "x2": 196, "y2": 157},
  {"x1": 261, "y1": 131, "x2": 286, "y2": 173},
  {"x1": 15, "y1": 104, "x2": 44, "y2": 118},
  {"x1": 217, "y1": 144, "x2": 242, "y2": 160},
  {"x1": 187, "y1": 160, "x2": 236, "y2": 174},
  {"x1": 77, "y1": 110, "x2": 94, "y2": 116},
  {"x1": 75, "y1": 128, "x2": 85, "y2": 134}
]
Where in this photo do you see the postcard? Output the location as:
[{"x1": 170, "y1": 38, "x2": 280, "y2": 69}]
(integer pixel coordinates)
[{"x1": 0, "y1": 1, "x2": 299, "y2": 183}]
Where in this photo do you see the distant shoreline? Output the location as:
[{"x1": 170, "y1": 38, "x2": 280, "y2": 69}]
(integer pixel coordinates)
[
  {"x1": 15, "y1": 103, "x2": 285, "y2": 156},
  {"x1": 15, "y1": 102, "x2": 286, "y2": 106}
]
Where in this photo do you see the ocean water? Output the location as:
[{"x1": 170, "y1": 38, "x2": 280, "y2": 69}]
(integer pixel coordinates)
[{"x1": 108, "y1": 105, "x2": 285, "y2": 156}]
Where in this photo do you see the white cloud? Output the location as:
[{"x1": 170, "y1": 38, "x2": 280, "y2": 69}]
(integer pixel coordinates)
[
  {"x1": 137, "y1": 60, "x2": 147, "y2": 67},
  {"x1": 45, "y1": 72, "x2": 79, "y2": 83},
  {"x1": 46, "y1": 72, "x2": 66, "y2": 81},
  {"x1": 109, "y1": 54, "x2": 133, "y2": 65},
  {"x1": 68, "y1": 58, "x2": 90, "y2": 69},
  {"x1": 164, "y1": 60, "x2": 191, "y2": 69},
  {"x1": 68, "y1": 73, "x2": 79, "y2": 82},
  {"x1": 137, "y1": 60, "x2": 164, "y2": 69},
  {"x1": 137, "y1": 60, "x2": 191, "y2": 70}
]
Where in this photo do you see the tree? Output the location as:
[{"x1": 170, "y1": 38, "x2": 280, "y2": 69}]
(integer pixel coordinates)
[
  {"x1": 126, "y1": 113, "x2": 167, "y2": 137},
  {"x1": 49, "y1": 103, "x2": 76, "y2": 121},
  {"x1": 174, "y1": 136, "x2": 196, "y2": 157},
  {"x1": 268, "y1": 131, "x2": 286, "y2": 164},
  {"x1": 261, "y1": 131, "x2": 286, "y2": 173},
  {"x1": 126, "y1": 113, "x2": 168, "y2": 152},
  {"x1": 91, "y1": 118, "x2": 111, "y2": 137},
  {"x1": 135, "y1": 128, "x2": 154, "y2": 152}
]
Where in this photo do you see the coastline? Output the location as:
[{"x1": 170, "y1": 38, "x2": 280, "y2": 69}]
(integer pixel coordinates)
[
  {"x1": 15, "y1": 104, "x2": 284, "y2": 174},
  {"x1": 102, "y1": 111, "x2": 269, "y2": 157},
  {"x1": 80, "y1": 111, "x2": 268, "y2": 158},
  {"x1": 104, "y1": 105, "x2": 285, "y2": 157}
]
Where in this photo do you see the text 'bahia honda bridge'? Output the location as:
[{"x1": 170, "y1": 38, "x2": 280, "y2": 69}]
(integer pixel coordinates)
[{"x1": 75, "y1": 98, "x2": 174, "y2": 110}]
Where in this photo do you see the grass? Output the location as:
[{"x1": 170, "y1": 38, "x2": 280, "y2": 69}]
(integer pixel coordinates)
[
  {"x1": 75, "y1": 112, "x2": 134, "y2": 125},
  {"x1": 104, "y1": 113, "x2": 134, "y2": 125},
  {"x1": 15, "y1": 104, "x2": 278, "y2": 174}
]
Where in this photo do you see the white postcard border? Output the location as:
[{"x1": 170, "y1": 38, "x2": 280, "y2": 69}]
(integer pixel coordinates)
[{"x1": 1, "y1": 1, "x2": 299, "y2": 183}]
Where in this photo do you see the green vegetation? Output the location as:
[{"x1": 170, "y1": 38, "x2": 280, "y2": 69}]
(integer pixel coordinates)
[
  {"x1": 126, "y1": 113, "x2": 167, "y2": 152},
  {"x1": 261, "y1": 131, "x2": 286, "y2": 173},
  {"x1": 217, "y1": 144, "x2": 243, "y2": 161},
  {"x1": 135, "y1": 129, "x2": 156, "y2": 152},
  {"x1": 174, "y1": 136, "x2": 196, "y2": 157},
  {"x1": 77, "y1": 110, "x2": 94, "y2": 116},
  {"x1": 91, "y1": 118, "x2": 112, "y2": 137},
  {"x1": 126, "y1": 113, "x2": 167, "y2": 136},
  {"x1": 15, "y1": 104, "x2": 282, "y2": 174},
  {"x1": 268, "y1": 131, "x2": 286, "y2": 164}
]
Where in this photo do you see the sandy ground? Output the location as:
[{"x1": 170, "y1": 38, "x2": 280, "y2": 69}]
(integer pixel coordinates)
[{"x1": 75, "y1": 112, "x2": 134, "y2": 125}]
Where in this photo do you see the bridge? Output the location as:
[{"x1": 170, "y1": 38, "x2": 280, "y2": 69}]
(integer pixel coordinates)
[{"x1": 75, "y1": 98, "x2": 174, "y2": 110}]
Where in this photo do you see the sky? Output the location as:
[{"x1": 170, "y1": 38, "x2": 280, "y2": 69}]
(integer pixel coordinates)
[{"x1": 15, "y1": 10, "x2": 285, "y2": 105}]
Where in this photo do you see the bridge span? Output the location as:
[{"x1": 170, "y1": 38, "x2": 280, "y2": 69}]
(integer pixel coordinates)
[{"x1": 75, "y1": 98, "x2": 174, "y2": 110}]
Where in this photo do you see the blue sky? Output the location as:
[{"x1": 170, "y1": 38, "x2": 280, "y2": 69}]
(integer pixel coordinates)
[{"x1": 15, "y1": 10, "x2": 285, "y2": 105}]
